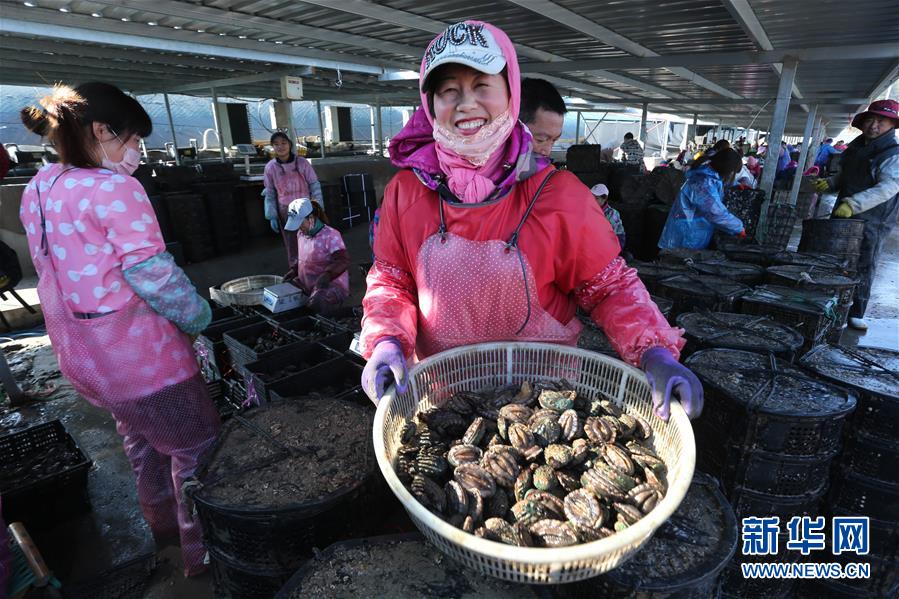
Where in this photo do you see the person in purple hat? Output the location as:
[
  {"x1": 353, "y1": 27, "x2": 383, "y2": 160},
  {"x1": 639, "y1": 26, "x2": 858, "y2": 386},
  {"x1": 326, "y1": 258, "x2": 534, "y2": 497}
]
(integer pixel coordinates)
[{"x1": 815, "y1": 99, "x2": 899, "y2": 330}]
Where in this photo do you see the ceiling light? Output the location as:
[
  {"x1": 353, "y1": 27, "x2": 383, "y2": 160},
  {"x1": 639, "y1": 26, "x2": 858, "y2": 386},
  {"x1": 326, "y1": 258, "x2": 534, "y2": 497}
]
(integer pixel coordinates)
[
  {"x1": 173, "y1": 25, "x2": 182, "y2": 29},
  {"x1": 238, "y1": 35, "x2": 247, "y2": 39},
  {"x1": 121, "y1": 17, "x2": 130, "y2": 21},
  {"x1": 257, "y1": 38, "x2": 266, "y2": 42},
  {"x1": 147, "y1": 21, "x2": 157, "y2": 26},
  {"x1": 59, "y1": 6, "x2": 70, "y2": 12},
  {"x1": 91, "y1": 12, "x2": 102, "y2": 17},
  {"x1": 219, "y1": 32, "x2": 226, "y2": 36},
  {"x1": 23, "y1": 2, "x2": 37, "y2": 7},
  {"x1": 197, "y1": 29, "x2": 205, "y2": 33},
  {"x1": 274, "y1": 40, "x2": 283, "y2": 44}
]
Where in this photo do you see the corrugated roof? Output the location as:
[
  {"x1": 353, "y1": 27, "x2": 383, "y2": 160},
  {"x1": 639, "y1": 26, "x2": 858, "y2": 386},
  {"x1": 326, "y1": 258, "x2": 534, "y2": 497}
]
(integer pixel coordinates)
[{"x1": 1, "y1": 0, "x2": 897, "y2": 134}]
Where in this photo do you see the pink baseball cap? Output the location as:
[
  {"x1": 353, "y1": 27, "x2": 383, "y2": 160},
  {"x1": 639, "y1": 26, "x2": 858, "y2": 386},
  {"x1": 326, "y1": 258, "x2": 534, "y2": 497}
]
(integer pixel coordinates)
[{"x1": 851, "y1": 99, "x2": 899, "y2": 129}]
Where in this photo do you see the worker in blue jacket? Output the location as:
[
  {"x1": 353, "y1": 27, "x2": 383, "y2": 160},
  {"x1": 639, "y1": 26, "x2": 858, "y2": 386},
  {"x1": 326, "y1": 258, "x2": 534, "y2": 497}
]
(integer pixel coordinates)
[{"x1": 659, "y1": 148, "x2": 746, "y2": 249}]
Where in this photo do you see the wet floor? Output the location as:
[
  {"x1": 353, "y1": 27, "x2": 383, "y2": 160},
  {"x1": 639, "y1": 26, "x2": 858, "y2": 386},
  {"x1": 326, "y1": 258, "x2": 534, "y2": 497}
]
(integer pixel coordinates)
[{"x1": 1, "y1": 218, "x2": 897, "y2": 597}]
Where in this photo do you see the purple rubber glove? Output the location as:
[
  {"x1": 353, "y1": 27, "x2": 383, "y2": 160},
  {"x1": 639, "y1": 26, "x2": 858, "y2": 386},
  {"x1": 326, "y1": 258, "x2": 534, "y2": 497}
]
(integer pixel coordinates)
[
  {"x1": 640, "y1": 347, "x2": 704, "y2": 421},
  {"x1": 362, "y1": 338, "x2": 409, "y2": 405}
]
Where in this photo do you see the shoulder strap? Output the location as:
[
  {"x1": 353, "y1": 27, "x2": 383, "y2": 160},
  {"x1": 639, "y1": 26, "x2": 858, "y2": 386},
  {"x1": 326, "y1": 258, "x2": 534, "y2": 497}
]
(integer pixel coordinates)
[
  {"x1": 36, "y1": 166, "x2": 77, "y2": 257},
  {"x1": 506, "y1": 168, "x2": 558, "y2": 249}
]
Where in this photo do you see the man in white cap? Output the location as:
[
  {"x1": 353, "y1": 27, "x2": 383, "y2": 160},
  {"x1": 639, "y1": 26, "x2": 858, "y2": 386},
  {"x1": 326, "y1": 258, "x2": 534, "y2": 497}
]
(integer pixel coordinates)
[
  {"x1": 283, "y1": 197, "x2": 350, "y2": 314},
  {"x1": 590, "y1": 183, "x2": 625, "y2": 252}
]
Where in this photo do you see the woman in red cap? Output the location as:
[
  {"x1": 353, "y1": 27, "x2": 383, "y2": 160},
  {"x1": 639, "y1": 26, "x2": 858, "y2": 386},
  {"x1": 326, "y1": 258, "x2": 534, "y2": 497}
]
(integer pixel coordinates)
[
  {"x1": 815, "y1": 99, "x2": 899, "y2": 330},
  {"x1": 359, "y1": 21, "x2": 702, "y2": 423}
]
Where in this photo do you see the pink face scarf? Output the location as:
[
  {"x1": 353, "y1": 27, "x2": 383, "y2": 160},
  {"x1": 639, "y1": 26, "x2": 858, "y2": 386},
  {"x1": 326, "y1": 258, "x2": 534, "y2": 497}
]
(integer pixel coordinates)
[{"x1": 419, "y1": 21, "x2": 522, "y2": 203}]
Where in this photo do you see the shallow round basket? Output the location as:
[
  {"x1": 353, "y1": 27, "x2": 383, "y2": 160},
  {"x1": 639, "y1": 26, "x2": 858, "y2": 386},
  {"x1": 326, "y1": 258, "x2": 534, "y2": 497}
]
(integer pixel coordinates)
[
  {"x1": 210, "y1": 275, "x2": 284, "y2": 306},
  {"x1": 372, "y1": 342, "x2": 696, "y2": 585}
]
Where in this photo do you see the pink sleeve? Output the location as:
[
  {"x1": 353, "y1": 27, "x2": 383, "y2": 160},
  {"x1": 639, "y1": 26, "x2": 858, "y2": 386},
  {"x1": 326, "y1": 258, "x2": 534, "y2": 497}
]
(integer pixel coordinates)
[
  {"x1": 575, "y1": 257, "x2": 686, "y2": 365},
  {"x1": 100, "y1": 176, "x2": 165, "y2": 268},
  {"x1": 263, "y1": 161, "x2": 274, "y2": 189},
  {"x1": 360, "y1": 179, "x2": 418, "y2": 359}
]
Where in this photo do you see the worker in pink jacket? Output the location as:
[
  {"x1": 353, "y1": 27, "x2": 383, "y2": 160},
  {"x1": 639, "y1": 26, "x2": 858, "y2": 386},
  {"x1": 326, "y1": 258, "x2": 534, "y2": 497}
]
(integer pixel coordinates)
[
  {"x1": 360, "y1": 22, "x2": 703, "y2": 423},
  {"x1": 19, "y1": 83, "x2": 219, "y2": 577}
]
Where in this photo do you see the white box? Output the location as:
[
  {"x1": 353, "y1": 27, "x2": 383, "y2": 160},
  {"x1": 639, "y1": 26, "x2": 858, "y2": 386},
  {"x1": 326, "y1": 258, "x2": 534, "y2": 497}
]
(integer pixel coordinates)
[{"x1": 262, "y1": 283, "x2": 306, "y2": 313}]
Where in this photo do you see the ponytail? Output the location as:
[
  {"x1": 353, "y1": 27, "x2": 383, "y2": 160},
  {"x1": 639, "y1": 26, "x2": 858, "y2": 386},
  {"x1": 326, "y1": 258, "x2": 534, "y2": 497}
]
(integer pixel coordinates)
[
  {"x1": 20, "y1": 82, "x2": 151, "y2": 169},
  {"x1": 311, "y1": 201, "x2": 330, "y2": 225}
]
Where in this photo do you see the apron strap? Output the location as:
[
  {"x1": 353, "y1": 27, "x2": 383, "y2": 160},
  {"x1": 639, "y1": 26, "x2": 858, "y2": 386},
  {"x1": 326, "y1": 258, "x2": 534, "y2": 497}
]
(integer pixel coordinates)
[
  {"x1": 35, "y1": 166, "x2": 77, "y2": 258},
  {"x1": 506, "y1": 168, "x2": 558, "y2": 249}
]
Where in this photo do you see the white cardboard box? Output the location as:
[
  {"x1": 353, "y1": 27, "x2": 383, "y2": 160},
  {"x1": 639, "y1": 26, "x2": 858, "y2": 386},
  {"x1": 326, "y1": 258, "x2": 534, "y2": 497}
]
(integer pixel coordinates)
[{"x1": 262, "y1": 283, "x2": 306, "y2": 313}]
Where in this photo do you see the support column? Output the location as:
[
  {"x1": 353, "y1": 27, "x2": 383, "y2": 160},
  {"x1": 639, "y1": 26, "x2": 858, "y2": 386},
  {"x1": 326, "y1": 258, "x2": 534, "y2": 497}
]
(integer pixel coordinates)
[
  {"x1": 660, "y1": 119, "x2": 670, "y2": 159},
  {"x1": 316, "y1": 100, "x2": 327, "y2": 158},
  {"x1": 369, "y1": 105, "x2": 377, "y2": 154},
  {"x1": 163, "y1": 92, "x2": 180, "y2": 166},
  {"x1": 758, "y1": 58, "x2": 799, "y2": 200},
  {"x1": 210, "y1": 87, "x2": 226, "y2": 162},
  {"x1": 575, "y1": 111, "x2": 582, "y2": 145},
  {"x1": 804, "y1": 116, "x2": 824, "y2": 173},
  {"x1": 639, "y1": 103, "x2": 649, "y2": 143},
  {"x1": 789, "y1": 104, "x2": 818, "y2": 206},
  {"x1": 757, "y1": 58, "x2": 798, "y2": 242},
  {"x1": 375, "y1": 100, "x2": 384, "y2": 156}
]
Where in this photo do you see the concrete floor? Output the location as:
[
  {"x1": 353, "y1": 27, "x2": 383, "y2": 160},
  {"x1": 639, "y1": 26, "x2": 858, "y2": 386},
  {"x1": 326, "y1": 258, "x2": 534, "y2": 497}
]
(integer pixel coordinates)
[{"x1": 1, "y1": 218, "x2": 897, "y2": 597}]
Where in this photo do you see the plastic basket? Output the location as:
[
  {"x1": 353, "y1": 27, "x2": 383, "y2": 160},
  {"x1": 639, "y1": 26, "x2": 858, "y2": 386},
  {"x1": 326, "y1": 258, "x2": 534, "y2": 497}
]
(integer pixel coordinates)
[
  {"x1": 740, "y1": 285, "x2": 840, "y2": 354},
  {"x1": 829, "y1": 470, "x2": 899, "y2": 522},
  {"x1": 209, "y1": 549, "x2": 292, "y2": 599},
  {"x1": 61, "y1": 553, "x2": 156, "y2": 599},
  {"x1": 211, "y1": 275, "x2": 283, "y2": 307},
  {"x1": 717, "y1": 242, "x2": 783, "y2": 266},
  {"x1": 728, "y1": 486, "x2": 825, "y2": 521},
  {"x1": 274, "y1": 532, "x2": 543, "y2": 599},
  {"x1": 765, "y1": 265, "x2": 858, "y2": 308},
  {"x1": 556, "y1": 471, "x2": 738, "y2": 599},
  {"x1": 0, "y1": 420, "x2": 93, "y2": 530},
  {"x1": 839, "y1": 430, "x2": 899, "y2": 485},
  {"x1": 657, "y1": 249, "x2": 726, "y2": 266},
  {"x1": 373, "y1": 342, "x2": 696, "y2": 584},
  {"x1": 770, "y1": 250, "x2": 853, "y2": 276},
  {"x1": 676, "y1": 311, "x2": 804, "y2": 360},
  {"x1": 688, "y1": 260, "x2": 766, "y2": 285},
  {"x1": 315, "y1": 304, "x2": 363, "y2": 333},
  {"x1": 189, "y1": 398, "x2": 378, "y2": 572},
  {"x1": 686, "y1": 349, "x2": 856, "y2": 457},
  {"x1": 799, "y1": 345, "x2": 899, "y2": 441},
  {"x1": 828, "y1": 509, "x2": 899, "y2": 562},
  {"x1": 699, "y1": 444, "x2": 837, "y2": 497},
  {"x1": 719, "y1": 534, "x2": 798, "y2": 598},
  {"x1": 631, "y1": 261, "x2": 687, "y2": 294},
  {"x1": 240, "y1": 343, "x2": 344, "y2": 402},
  {"x1": 654, "y1": 274, "x2": 750, "y2": 319}
]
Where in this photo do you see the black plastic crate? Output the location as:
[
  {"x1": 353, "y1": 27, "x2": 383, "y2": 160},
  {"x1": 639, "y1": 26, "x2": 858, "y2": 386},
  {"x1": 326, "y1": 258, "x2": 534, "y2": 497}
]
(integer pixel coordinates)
[
  {"x1": 566, "y1": 144, "x2": 603, "y2": 172},
  {"x1": 210, "y1": 549, "x2": 292, "y2": 599},
  {"x1": 654, "y1": 273, "x2": 750, "y2": 318},
  {"x1": 341, "y1": 172, "x2": 374, "y2": 194},
  {"x1": 62, "y1": 553, "x2": 156, "y2": 599},
  {"x1": 740, "y1": 285, "x2": 840, "y2": 354},
  {"x1": 829, "y1": 470, "x2": 899, "y2": 522},
  {"x1": 0, "y1": 420, "x2": 92, "y2": 530},
  {"x1": 223, "y1": 318, "x2": 328, "y2": 368},
  {"x1": 316, "y1": 305, "x2": 363, "y2": 333},
  {"x1": 839, "y1": 431, "x2": 899, "y2": 485},
  {"x1": 699, "y1": 444, "x2": 838, "y2": 497},
  {"x1": 269, "y1": 357, "x2": 365, "y2": 403},
  {"x1": 240, "y1": 343, "x2": 344, "y2": 402},
  {"x1": 729, "y1": 486, "x2": 825, "y2": 522},
  {"x1": 686, "y1": 349, "x2": 857, "y2": 458},
  {"x1": 196, "y1": 315, "x2": 263, "y2": 381}
]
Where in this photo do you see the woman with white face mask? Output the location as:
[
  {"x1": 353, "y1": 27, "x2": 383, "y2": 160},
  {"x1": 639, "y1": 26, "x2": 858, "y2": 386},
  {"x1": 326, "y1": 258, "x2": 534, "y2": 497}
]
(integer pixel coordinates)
[{"x1": 19, "y1": 82, "x2": 219, "y2": 577}]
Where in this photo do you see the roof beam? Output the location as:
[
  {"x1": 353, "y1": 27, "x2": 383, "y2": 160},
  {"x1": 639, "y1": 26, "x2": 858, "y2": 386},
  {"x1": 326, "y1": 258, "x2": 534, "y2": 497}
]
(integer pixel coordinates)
[
  {"x1": 511, "y1": 43, "x2": 899, "y2": 72},
  {"x1": 862, "y1": 59, "x2": 899, "y2": 111},
  {"x1": 165, "y1": 67, "x2": 315, "y2": 94},
  {"x1": 722, "y1": 0, "x2": 807, "y2": 110},
  {"x1": 87, "y1": 0, "x2": 422, "y2": 59},
  {"x1": 0, "y1": 36, "x2": 262, "y2": 73},
  {"x1": 298, "y1": 0, "x2": 673, "y2": 100},
  {"x1": 0, "y1": 7, "x2": 405, "y2": 73},
  {"x1": 505, "y1": 0, "x2": 742, "y2": 99}
]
